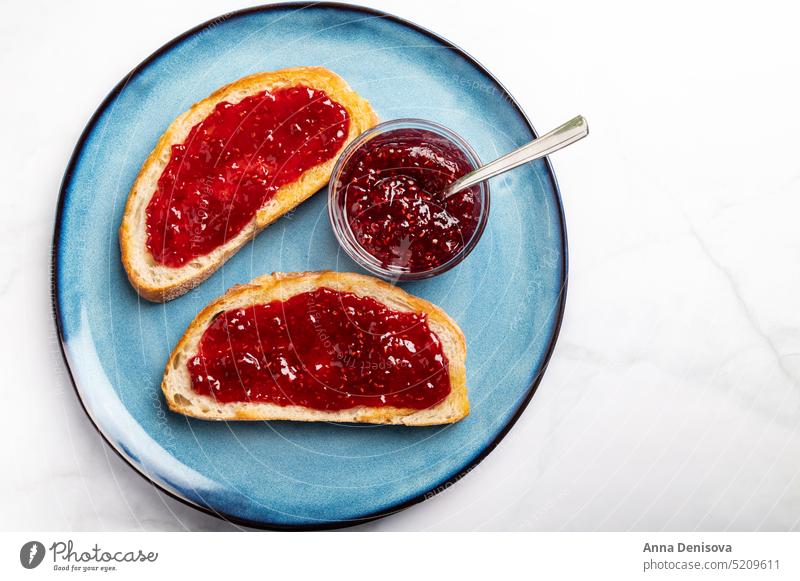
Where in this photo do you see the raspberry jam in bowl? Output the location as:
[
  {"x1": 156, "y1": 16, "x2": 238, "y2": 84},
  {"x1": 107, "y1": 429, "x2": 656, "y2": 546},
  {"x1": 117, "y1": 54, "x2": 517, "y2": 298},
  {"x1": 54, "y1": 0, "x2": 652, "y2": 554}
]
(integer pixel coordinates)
[{"x1": 329, "y1": 119, "x2": 489, "y2": 281}]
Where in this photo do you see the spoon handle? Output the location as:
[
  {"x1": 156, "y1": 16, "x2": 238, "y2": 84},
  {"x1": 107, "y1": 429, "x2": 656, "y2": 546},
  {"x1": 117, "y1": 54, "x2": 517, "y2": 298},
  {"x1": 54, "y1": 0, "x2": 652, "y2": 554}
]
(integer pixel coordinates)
[{"x1": 443, "y1": 115, "x2": 589, "y2": 198}]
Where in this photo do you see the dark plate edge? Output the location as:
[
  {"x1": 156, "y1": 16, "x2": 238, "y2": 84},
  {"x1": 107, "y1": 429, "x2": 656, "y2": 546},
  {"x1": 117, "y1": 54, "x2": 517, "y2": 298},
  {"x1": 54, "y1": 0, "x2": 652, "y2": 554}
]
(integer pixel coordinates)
[{"x1": 50, "y1": 0, "x2": 569, "y2": 531}]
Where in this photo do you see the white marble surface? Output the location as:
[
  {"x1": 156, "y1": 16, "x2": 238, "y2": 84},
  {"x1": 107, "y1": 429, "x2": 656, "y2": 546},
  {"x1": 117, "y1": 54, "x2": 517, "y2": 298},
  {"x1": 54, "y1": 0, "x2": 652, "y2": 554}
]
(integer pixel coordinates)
[{"x1": 2, "y1": 0, "x2": 800, "y2": 531}]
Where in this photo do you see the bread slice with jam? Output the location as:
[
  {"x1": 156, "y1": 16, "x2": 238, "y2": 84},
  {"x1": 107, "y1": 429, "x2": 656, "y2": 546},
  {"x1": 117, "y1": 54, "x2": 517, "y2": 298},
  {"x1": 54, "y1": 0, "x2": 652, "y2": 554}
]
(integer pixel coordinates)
[
  {"x1": 162, "y1": 271, "x2": 469, "y2": 426},
  {"x1": 120, "y1": 67, "x2": 378, "y2": 302}
]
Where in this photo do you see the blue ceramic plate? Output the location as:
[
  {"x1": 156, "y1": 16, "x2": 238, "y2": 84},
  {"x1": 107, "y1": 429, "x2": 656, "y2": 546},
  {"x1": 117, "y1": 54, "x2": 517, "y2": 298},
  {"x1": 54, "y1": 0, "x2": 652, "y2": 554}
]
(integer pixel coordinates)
[{"x1": 53, "y1": 2, "x2": 567, "y2": 529}]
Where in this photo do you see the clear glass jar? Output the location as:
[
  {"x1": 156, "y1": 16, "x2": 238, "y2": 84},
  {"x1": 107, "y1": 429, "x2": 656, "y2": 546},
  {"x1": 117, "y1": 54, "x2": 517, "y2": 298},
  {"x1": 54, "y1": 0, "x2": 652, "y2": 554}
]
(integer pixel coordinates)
[{"x1": 328, "y1": 118, "x2": 490, "y2": 281}]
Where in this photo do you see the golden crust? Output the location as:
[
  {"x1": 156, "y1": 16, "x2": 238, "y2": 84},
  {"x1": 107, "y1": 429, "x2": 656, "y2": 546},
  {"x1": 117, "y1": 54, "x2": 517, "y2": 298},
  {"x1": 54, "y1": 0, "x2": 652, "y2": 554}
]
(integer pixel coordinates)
[
  {"x1": 161, "y1": 271, "x2": 469, "y2": 426},
  {"x1": 119, "y1": 67, "x2": 379, "y2": 302}
]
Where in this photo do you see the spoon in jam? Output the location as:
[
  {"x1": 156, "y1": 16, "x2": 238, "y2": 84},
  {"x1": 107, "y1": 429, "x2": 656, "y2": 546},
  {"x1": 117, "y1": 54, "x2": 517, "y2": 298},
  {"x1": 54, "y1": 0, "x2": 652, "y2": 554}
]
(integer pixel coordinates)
[{"x1": 442, "y1": 115, "x2": 588, "y2": 199}]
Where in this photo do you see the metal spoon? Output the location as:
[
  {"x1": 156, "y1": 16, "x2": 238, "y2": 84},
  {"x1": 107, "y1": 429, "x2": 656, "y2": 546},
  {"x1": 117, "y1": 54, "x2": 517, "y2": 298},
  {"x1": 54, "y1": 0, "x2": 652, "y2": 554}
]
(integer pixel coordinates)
[{"x1": 442, "y1": 115, "x2": 589, "y2": 199}]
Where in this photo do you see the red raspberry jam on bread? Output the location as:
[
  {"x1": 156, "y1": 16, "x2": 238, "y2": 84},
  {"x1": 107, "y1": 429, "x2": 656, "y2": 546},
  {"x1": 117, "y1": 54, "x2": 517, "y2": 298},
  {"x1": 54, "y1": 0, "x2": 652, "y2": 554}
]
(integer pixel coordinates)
[
  {"x1": 146, "y1": 86, "x2": 350, "y2": 266},
  {"x1": 188, "y1": 287, "x2": 451, "y2": 410}
]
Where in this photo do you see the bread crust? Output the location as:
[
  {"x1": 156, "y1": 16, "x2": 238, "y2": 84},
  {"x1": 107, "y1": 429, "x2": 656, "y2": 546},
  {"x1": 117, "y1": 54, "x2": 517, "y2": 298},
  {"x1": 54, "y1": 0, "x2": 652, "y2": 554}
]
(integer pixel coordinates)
[
  {"x1": 161, "y1": 271, "x2": 469, "y2": 425},
  {"x1": 119, "y1": 67, "x2": 378, "y2": 302}
]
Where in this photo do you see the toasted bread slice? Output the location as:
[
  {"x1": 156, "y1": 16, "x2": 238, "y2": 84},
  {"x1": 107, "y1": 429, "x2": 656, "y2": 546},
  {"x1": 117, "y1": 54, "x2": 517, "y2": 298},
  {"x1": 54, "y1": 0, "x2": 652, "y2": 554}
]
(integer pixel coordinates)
[
  {"x1": 120, "y1": 67, "x2": 378, "y2": 302},
  {"x1": 162, "y1": 271, "x2": 469, "y2": 425}
]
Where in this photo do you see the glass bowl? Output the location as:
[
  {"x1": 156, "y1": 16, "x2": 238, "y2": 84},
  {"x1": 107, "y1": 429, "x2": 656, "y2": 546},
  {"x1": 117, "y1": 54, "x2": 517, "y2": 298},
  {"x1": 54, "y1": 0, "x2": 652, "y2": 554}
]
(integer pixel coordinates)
[{"x1": 328, "y1": 118, "x2": 490, "y2": 282}]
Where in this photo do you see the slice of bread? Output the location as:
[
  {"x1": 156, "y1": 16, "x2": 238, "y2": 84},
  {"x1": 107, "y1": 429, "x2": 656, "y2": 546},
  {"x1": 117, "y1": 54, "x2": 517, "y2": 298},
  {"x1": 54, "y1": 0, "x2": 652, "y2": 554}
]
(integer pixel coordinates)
[
  {"x1": 120, "y1": 67, "x2": 378, "y2": 302},
  {"x1": 162, "y1": 271, "x2": 469, "y2": 426}
]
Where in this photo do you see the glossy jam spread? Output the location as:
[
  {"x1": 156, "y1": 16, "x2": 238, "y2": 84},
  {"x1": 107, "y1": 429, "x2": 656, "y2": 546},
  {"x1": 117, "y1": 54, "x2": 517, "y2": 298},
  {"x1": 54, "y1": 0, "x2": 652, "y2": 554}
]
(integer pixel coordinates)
[
  {"x1": 146, "y1": 86, "x2": 350, "y2": 266},
  {"x1": 337, "y1": 128, "x2": 481, "y2": 272},
  {"x1": 188, "y1": 288, "x2": 451, "y2": 410}
]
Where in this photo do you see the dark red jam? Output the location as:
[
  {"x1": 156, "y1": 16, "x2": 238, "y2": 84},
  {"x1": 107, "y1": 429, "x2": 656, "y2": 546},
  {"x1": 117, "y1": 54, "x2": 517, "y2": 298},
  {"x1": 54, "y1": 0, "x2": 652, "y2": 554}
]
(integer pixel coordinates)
[
  {"x1": 188, "y1": 288, "x2": 451, "y2": 410},
  {"x1": 337, "y1": 128, "x2": 482, "y2": 272},
  {"x1": 146, "y1": 86, "x2": 350, "y2": 266}
]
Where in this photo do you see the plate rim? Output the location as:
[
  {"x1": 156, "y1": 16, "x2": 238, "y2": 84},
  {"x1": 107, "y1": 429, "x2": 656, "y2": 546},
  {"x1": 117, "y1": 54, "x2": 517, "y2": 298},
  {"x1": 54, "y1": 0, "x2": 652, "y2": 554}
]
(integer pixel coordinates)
[{"x1": 50, "y1": 0, "x2": 569, "y2": 531}]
